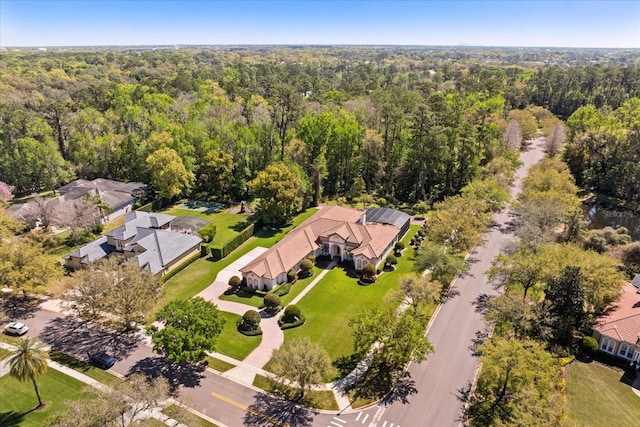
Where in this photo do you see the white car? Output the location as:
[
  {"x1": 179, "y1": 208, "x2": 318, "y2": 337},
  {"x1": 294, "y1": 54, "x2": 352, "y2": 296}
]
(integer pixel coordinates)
[{"x1": 4, "y1": 322, "x2": 29, "y2": 336}]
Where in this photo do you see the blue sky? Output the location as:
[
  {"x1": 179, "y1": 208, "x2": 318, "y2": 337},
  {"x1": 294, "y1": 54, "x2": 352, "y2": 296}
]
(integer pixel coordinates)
[{"x1": 1, "y1": 1, "x2": 638, "y2": 48}]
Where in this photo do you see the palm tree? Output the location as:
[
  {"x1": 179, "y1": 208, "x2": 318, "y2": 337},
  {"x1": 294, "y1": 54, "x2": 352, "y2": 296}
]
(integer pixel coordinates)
[{"x1": 8, "y1": 337, "x2": 49, "y2": 408}]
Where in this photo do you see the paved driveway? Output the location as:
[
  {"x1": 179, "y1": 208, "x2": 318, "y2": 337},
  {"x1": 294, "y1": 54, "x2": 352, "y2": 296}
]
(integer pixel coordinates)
[{"x1": 215, "y1": 247, "x2": 267, "y2": 285}]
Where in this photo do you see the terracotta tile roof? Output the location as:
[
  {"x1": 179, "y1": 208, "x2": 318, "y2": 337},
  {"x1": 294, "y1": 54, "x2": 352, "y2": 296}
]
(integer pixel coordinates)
[
  {"x1": 594, "y1": 283, "x2": 640, "y2": 344},
  {"x1": 240, "y1": 205, "x2": 403, "y2": 279}
]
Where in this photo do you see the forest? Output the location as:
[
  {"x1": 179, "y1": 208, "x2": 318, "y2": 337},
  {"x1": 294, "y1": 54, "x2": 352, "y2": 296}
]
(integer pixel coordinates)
[{"x1": 1, "y1": 46, "x2": 639, "y2": 214}]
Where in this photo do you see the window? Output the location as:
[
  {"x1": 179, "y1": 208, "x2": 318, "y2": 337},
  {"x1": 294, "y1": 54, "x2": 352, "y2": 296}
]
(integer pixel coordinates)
[
  {"x1": 618, "y1": 343, "x2": 635, "y2": 359},
  {"x1": 600, "y1": 337, "x2": 615, "y2": 354}
]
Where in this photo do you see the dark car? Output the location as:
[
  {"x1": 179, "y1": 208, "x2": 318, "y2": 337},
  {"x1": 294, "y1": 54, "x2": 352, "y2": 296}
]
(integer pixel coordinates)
[{"x1": 88, "y1": 352, "x2": 116, "y2": 369}]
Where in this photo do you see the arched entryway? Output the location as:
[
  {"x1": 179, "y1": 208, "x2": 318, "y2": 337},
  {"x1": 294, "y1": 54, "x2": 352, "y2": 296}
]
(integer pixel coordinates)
[{"x1": 331, "y1": 245, "x2": 341, "y2": 259}]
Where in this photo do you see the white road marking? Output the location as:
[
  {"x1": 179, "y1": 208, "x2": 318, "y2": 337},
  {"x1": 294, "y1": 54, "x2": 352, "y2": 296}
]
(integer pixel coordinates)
[
  {"x1": 361, "y1": 413, "x2": 369, "y2": 424},
  {"x1": 382, "y1": 422, "x2": 387, "y2": 427},
  {"x1": 356, "y1": 412, "x2": 362, "y2": 421},
  {"x1": 330, "y1": 422, "x2": 344, "y2": 427},
  {"x1": 332, "y1": 417, "x2": 346, "y2": 424}
]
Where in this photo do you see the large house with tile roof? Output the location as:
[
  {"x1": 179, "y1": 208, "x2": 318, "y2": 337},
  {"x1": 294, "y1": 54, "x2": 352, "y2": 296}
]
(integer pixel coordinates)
[
  {"x1": 592, "y1": 276, "x2": 640, "y2": 368},
  {"x1": 240, "y1": 205, "x2": 410, "y2": 290},
  {"x1": 63, "y1": 211, "x2": 202, "y2": 277}
]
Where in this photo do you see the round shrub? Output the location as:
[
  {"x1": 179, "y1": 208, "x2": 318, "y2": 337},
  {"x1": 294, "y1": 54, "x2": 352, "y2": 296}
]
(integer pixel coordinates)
[
  {"x1": 394, "y1": 241, "x2": 405, "y2": 251},
  {"x1": 385, "y1": 254, "x2": 398, "y2": 266},
  {"x1": 229, "y1": 276, "x2": 242, "y2": 288},
  {"x1": 283, "y1": 304, "x2": 301, "y2": 323},
  {"x1": 299, "y1": 259, "x2": 314, "y2": 278},
  {"x1": 264, "y1": 293, "x2": 281, "y2": 312},
  {"x1": 287, "y1": 269, "x2": 297, "y2": 283},
  {"x1": 306, "y1": 253, "x2": 316, "y2": 263},
  {"x1": 580, "y1": 336, "x2": 599, "y2": 354},
  {"x1": 241, "y1": 310, "x2": 261, "y2": 331},
  {"x1": 362, "y1": 263, "x2": 376, "y2": 278}
]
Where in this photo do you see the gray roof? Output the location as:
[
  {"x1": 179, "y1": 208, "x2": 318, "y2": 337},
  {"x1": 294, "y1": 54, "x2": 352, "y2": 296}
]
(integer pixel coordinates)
[
  {"x1": 366, "y1": 207, "x2": 411, "y2": 230},
  {"x1": 108, "y1": 212, "x2": 175, "y2": 241},
  {"x1": 57, "y1": 178, "x2": 146, "y2": 211},
  {"x1": 632, "y1": 274, "x2": 640, "y2": 291},
  {"x1": 129, "y1": 228, "x2": 201, "y2": 274},
  {"x1": 63, "y1": 236, "x2": 114, "y2": 263}
]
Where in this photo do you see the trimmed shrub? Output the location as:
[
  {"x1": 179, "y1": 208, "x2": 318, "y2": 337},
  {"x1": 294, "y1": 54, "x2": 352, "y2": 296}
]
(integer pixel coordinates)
[
  {"x1": 198, "y1": 224, "x2": 217, "y2": 243},
  {"x1": 385, "y1": 254, "x2": 398, "y2": 266},
  {"x1": 282, "y1": 304, "x2": 301, "y2": 323},
  {"x1": 299, "y1": 259, "x2": 314, "y2": 278},
  {"x1": 394, "y1": 241, "x2": 405, "y2": 251},
  {"x1": 362, "y1": 263, "x2": 376, "y2": 277},
  {"x1": 264, "y1": 293, "x2": 281, "y2": 314},
  {"x1": 580, "y1": 336, "x2": 599, "y2": 354},
  {"x1": 306, "y1": 253, "x2": 316, "y2": 263},
  {"x1": 287, "y1": 270, "x2": 297, "y2": 283},
  {"x1": 241, "y1": 310, "x2": 261, "y2": 331},
  {"x1": 229, "y1": 276, "x2": 242, "y2": 288},
  {"x1": 279, "y1": 314, "x2": 306, "y2": 330},
  {"x1": 274, "y1": 283, "x2": 292, "y2": 296}
]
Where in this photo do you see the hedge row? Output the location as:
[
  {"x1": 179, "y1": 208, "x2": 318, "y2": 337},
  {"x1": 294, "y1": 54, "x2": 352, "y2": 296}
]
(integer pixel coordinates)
[
  {"x1": 238, "y1": 328, "x2": 263, "y2": 336},
  {"x1": 210, "y1": 222, "x2": 258, "y2": 260},
  {"x1": 273, "y1": 283, "x2": 291, "y2": 296},
  {"x1": 278, "y1": 314, "x2": 306, "y2": 330}
]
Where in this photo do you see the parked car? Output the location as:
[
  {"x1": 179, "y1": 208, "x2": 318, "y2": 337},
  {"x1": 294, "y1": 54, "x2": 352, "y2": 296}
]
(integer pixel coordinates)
[
  {"x1": 88, "y1": 352, "x2": 116, "y2": 369},
  {"x1": 4, "y1": 322, "x2": 29, "y2": 336}
]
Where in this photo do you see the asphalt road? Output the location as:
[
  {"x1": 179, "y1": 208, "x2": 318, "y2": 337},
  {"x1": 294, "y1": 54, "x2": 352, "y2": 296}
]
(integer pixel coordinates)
[
  {"x1": 369, "y1": 138, "x2": 547, "y2": 427},
  {"x1": 6, "y1": 139, "x2": 546, "y2": 427}
]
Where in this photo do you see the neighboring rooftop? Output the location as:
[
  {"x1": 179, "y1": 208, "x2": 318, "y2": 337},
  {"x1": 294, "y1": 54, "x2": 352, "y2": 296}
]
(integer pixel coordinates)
[
  {"x1": 594, "y1": 282, "x2": 640, "y2": 344},
  {"x1": 107, "y1": 211, "x2": 174, "y2": 241}
]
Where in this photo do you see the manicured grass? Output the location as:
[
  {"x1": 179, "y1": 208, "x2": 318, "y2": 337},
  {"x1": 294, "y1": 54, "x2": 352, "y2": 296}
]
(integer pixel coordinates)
[
  {"x1": 0, "y1": 367, "x2": 88, "y2": 427},
  {"x1": 565, "y1": 360, "x2": 640, "y2": 426},
  {"x1": 215, "y1": 311, "x2": 262, "y2": 361},
  {"x1": 161, "y1": 207, "x2": 250, "y2": 246},
  {"x1": 219, "y1": 265, "x2": 323, "y2": 308},
  {"x1": 347, "y1": 389, "x2": 377, "y2": 409},
  {"x1": 49, "y1": 351, "x2": 123, "y2": 387},
  {"x1": 204, "y1": 355, "x2": 236, "y2": 373},
  {"x1": 162, "y1": 404, "x2": 219, "y2": 427},
  {"x1": 253, "y1": 374, "x2": 338, "y2": 411},
  {"x1": 155, "y1": 209, "x2": 318, "y2": 313},
  {"x1": 281, "y1": 225, "x2": 420, "y2": 366}
]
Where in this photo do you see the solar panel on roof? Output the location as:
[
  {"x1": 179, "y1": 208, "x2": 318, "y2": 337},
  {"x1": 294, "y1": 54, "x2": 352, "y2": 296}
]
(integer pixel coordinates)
[{"x1": 366, "y1": 207, "x2": 410, "y2": 230}]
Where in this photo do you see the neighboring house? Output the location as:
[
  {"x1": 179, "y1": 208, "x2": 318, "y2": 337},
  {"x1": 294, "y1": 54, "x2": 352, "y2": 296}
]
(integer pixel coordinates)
[
  {"x1": 592, "y1": 277, "x2": 640, "y2": 368},
  {"x1": 240, "y1": 205, "x2": 410, "y2": 290},
  {"x1": 63, "y1": 211, "x2": 202, "y2": 277},
  {"x1": 6, "y1": 178, "x2": 147, "y2": 225},
  {"x1": 57, "y1": 178, "x2": 147, "y2": 222}
]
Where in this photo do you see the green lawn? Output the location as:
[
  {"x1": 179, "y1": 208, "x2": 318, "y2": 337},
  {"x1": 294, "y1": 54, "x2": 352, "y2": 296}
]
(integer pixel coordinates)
[
  {"x1": 215, "y1": 311, "x2": 262, "y2": 361},
  {"x1": 161, "y1": 207, "x2": 250, "y2": 247},
  {"x1": 49, "y1": 351, "x2": 123, "y2": 387},
  {"x1": 162, "y1": 404, "x2": 219, "y2": 427},
  {"x1": 155, "y1": 208, "x2": 318, "y2": 313},
  {"x1": 0, "y1": 367, "x2": 88, "y2": 427},
  {"x1": 252, "y1": 374, "x2": 338, "y2": 411},
  {"x1": 566, "y1": 361, "x2": 640, "y2": 426},
  {"x1": 0, "y1": 347, "x2": 10, "y2": 360},
  {"x1": 204, "y1": 355, "x2": 236, "y2": 373},
  {"x1": 279, "y1": 226, "x2": 420, "y2": 366},
  {"x1": 219, "y1": 265, "x2": 323, "y2": 308}
]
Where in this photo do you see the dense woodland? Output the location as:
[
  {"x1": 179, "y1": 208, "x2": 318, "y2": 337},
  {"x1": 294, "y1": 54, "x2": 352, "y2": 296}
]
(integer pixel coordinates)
[{"x1": 1, "y1": 47, "x2": 639, "y2": 214}]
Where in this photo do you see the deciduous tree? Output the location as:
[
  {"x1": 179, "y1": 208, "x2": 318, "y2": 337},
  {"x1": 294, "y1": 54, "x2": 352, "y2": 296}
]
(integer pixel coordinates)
[
  {"x1": 150, "y1": 297, "x2": 224, "y2": 365},
  {"x1": 269, "y1": 337, "x2": 335, "y2": 399},
  {"x1": 146, "y1": 148, "x2": 195, "y2": 199},
  {"x1": 248, "y1": 161, "x2": 306, "y2": 225}
]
